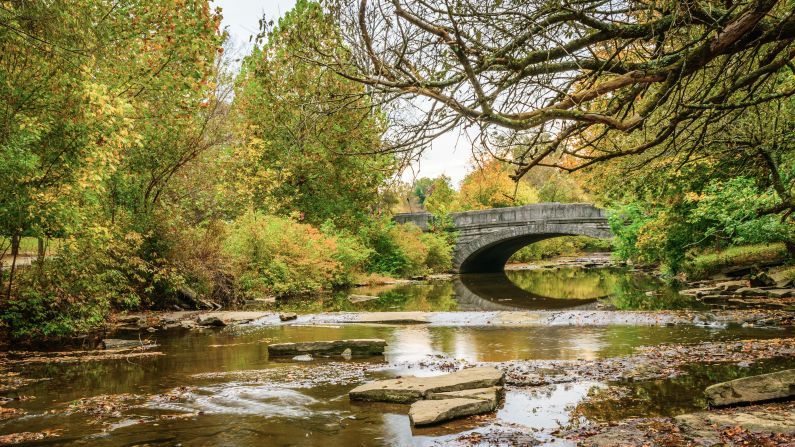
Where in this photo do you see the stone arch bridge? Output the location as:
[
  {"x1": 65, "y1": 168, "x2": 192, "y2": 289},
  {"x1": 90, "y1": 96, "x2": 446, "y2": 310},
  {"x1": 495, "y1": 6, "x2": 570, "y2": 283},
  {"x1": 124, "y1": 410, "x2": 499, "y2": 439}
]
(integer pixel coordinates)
[{"x1": 394, "y1": 203, "x2": 612, "y2": 273}]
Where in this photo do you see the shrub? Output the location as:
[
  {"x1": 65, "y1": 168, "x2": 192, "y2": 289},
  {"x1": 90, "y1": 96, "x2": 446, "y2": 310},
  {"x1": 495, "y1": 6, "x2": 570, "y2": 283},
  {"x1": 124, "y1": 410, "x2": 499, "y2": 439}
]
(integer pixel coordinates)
[
  {"x1": 1, "y1": 228, "x2": 148, "y2": 339},
  {"x1": 421, "y1": 231, "x2": 454, "y2": 273},
  {"x1": 223, "y1": 211, "x2": 367, "y2": 297},
  {"x1": 358, "y1": 218, "x2": 453, "y2": 277}
]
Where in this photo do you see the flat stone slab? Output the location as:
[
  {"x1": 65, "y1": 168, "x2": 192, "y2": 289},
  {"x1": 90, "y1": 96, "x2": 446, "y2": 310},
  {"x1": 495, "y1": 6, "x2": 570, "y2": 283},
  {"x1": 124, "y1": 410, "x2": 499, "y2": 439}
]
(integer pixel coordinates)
[
  {"x1": 705, "y1": 369, "x2": 795, "y2": 407},
  {"x1": 101, "y1": 339, "x2": 145, "y2": 350},
  {"x1": 676, "y1": 406, "x2": 795, "y2": 438},
  {"x1": 409, "y1": 397, "x2": 495, "y2": 426},
  {"x1": 348, "y1": 294, "x2": 379, "y2": 303},
  {"x1": 267, "y1": 339, "x2": 386, "y2": 357},
  {"x1": 427, "y1": 386, "x2": 501, "y2": 406},
  {"x1": 351, "y1": 312, "x2": 430, "y2": 324},
  {"x1": 349, "y1": 367, "x2": 504, "y2": 403}
]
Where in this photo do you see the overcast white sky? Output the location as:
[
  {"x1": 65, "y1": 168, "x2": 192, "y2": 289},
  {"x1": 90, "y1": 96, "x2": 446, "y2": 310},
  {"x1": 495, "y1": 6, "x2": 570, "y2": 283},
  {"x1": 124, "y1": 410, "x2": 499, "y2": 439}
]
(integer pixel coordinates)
[{"x1": 212, "y1": 0, "x2": 472, "y2": 186}]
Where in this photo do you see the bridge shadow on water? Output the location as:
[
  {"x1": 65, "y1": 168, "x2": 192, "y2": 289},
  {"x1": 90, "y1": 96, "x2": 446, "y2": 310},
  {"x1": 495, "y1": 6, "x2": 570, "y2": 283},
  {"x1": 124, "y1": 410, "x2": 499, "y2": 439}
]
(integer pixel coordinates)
[{"x1": 453, "y1": 271, "x2": 605, "y2": 311}]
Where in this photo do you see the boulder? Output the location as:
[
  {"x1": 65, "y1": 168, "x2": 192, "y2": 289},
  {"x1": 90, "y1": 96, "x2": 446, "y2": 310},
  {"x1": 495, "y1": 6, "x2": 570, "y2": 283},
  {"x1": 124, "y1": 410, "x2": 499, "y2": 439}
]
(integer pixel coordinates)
[
  {"x1": 196, "y1": 315, "x2": 227, "y2": 327},
  {"x1": 349, "y1": 366, "x2": 504, "y2": 403},
  {"x1": 348, "y1": 294, "x2": 379, "y2": 303},
  {"x1": 267, "y1": 339, "x2": 386, "y2": 357},
  {"x1": 279, "y1": 313, "x2": 298, "y2": 321},
  {"x1": 409, "y1": 397, "x2": 494, "y2": 426},
  {"x1": 750, "y1": 272, "x2": 776, "y2": 287},
  {"x1": 705, "y1": 369, "x2": 795, "y2": 407}
]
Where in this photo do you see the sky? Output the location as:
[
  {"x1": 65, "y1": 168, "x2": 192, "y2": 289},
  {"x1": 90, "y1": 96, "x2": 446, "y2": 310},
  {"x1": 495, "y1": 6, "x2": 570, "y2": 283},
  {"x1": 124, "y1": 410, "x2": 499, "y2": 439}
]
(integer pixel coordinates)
[{"x1": 212, "y1": 0, "x2": 472, "y2": 186}]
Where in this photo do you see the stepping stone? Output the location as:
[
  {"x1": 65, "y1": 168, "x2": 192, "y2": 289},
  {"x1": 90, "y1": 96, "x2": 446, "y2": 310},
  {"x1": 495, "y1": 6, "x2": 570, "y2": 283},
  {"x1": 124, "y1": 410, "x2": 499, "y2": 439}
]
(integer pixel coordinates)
[
  {"x1": 426, "y1": 386, "x2": 501, "y2": 407},
  {"x1": 349, "y1": 367, "x2": 504, "y2": 403},
  {"x1": 705, "y1": 369, "x2": 795, "y2": 407},
  {"x1": 267, "y1": 339, "x2": 386, "y2": 357},
  {"x1": 409, "y1": 397, "x2": 495, "y2": 426}
]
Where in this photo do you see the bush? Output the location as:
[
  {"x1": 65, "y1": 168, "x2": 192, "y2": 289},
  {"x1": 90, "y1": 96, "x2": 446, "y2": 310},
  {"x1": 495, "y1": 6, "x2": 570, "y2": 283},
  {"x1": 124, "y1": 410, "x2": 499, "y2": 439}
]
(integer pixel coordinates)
[
  {"x1": 1, "y1": 228, "x2": 149, "y2": 339},
  {"x1": 223, "y1": 211, "x2": 369, "y2": 297},
  {"x1": 358, "y1": 218, "x2": 453, "y2": 277}
]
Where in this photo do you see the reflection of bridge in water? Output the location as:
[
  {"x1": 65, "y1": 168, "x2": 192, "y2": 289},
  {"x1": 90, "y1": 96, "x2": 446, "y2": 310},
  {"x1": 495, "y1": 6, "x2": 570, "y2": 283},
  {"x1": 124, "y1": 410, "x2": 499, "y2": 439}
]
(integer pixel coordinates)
[
  {"x1": 394, "y1": 203, "x2": 612, "y2": 273},
  {"x1": 453, "y1": 273, "x2": 606, "y2": 311}
]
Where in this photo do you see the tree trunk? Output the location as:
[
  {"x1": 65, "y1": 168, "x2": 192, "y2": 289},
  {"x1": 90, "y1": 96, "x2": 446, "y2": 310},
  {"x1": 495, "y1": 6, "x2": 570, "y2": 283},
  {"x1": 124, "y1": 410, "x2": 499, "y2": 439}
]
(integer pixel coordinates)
[
  {"x1": 6, "y1": 235, "x2": 19, "y2": 300},
  {"x1": 37, "y1": 237, "x2": 45, "y2": 261}
]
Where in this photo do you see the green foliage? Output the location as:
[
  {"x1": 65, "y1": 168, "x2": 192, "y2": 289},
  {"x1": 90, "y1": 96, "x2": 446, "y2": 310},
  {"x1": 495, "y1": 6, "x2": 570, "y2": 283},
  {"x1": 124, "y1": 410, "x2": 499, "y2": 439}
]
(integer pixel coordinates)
[
  {"x1": 422, "y1": 176, "x2": 458, "y2": 215},
  {"x1": 608, "y1": 176, "x2": 794, "y2": 274},
  {"x1": 222, "y1": 211, "x2": 369, "y2": 297},
  {"x1": 510, "y1": 236, "x2": 612, "y2": 263},
  {"x1": 684, "y1": 243, "x2": 789, "y2": 279},
  {"x1": 234, "y1": 0, "x2": 395, "y2": 227},
  {"x1": 2, "y1": 229, "x2": 148, "y2": 339},
  {"x1": 358, "y1": 219, "x2": 452, "y2": 277}
]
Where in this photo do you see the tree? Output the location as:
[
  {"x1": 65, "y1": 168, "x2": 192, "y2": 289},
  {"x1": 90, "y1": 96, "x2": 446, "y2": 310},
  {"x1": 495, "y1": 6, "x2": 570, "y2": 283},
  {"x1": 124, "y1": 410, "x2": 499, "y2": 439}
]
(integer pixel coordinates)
[
  {"x1": 319, "y1": 0, "x2": 795, "y2": 194},
  {"x1": 458, "y1": 158, "x2": 538, "y2": 210},
  {"x1": 234, "y1": 0, "x2": 396, "y2": 228}
]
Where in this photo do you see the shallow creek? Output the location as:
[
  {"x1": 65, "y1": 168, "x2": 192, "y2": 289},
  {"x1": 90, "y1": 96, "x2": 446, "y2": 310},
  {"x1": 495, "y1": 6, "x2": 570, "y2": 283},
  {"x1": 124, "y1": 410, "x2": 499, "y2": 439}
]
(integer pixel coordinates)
[{"x1": 1, "y1": 266, "x2": 793, "y2": 446}]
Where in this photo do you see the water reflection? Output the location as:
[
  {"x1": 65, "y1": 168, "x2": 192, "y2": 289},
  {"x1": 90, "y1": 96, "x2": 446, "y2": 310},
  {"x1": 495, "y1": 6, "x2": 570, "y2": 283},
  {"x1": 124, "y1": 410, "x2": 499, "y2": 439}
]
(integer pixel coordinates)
[{"x1": 270, "y1": 266, "x2": 702, "y2": 313}]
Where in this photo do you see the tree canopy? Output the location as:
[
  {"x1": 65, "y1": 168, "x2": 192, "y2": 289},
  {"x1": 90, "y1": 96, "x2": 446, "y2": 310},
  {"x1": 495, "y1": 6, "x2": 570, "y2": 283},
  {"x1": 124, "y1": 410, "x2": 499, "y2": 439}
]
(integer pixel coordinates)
[{"x1": 318, "y1": 0, "x2": 795, "y2": 182}]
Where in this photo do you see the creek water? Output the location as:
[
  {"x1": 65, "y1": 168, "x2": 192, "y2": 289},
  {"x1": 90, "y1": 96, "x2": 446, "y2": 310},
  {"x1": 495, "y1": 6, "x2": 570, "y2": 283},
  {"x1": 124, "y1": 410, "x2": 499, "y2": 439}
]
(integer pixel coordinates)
[{"x1": 1, "y1": 266, "x2": 792, "y2": 446}]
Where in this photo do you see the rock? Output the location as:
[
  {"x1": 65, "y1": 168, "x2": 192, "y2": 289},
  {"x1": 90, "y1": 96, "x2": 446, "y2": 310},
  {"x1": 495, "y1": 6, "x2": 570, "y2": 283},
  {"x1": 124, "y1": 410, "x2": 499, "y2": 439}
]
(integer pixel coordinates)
[
  {"x1": 679, "y1": 287, "x2": 720, "y2": 297},
  {"x1": 267, "y1": 339, "x2": 386, "y2": 357},
  {"x1": 196, "y1": 315, "x2": 227, "y2": 327},
  {"x1": 715, "y1": 280, "x2": 749, "y2": 291},
  {"x1": 767, "y1": 289, "x2": 794, "y2": 298},
  {"x1": 101, "y1": 339, "x2": 143, "y2": 350},
  {"x1": 700, "y1": 295, "x2": 726, "y2": 304},
  {"x1": 292, "y1": 354, "x2": 313, "y2": 361},
  {"x1": 349, "y1": 367, "x2": 504, "y2": 403},
  {"x1": 340, "y1": 348, "x2": 352, "y2": 359},
  {"x1": 179, "y1": 320, "x2": 197, "y2": 330},
  {"x1": 750, "y1": 272, "x2": 776, "y2": 287},
  {"x1": 348, "y1": 294, "x2": 379, "y2": 303},
  {"x1": 117, "y1": 315, "x2": 147, "y2": 326},
  {"x1": 426, "y1": 386, "x2": 502, "y2": 407},
  {"x1": 676, "y1": 406, "x2": 795, "y2": 440},
  {"x1": 769, "y1": 270, "x2": 795, "y2": 288},
  {"x1": 409, "y1": 397, "x2": 495, "y2": 426},
  {"x1": 349, "y1": 312, "x2": 429, "y2": 325},
  {"x1": 735, "y1": 287, "x2": 768, "y2": 297},
  {"x1": 279, "y1": 313, "x2": 298, "y2": 321},
  {"x1": 705, "y1": 369, "x2": 795, "y2": 407}
]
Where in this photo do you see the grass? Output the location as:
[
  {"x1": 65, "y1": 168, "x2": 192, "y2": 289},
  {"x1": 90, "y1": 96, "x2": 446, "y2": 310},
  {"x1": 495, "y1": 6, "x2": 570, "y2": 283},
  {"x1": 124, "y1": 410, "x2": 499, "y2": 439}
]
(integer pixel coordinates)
[
  {"x1": 684, "y1": 243, "x2": 790, "y2": 279},
  {"x1": 0, "y1": 237, "x2": 61, "y2": 256}
]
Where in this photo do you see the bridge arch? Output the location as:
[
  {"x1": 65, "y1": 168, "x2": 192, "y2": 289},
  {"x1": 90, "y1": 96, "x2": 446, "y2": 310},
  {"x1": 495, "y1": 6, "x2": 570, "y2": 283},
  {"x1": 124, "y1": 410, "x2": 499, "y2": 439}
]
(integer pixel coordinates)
[
  {"x1": 394, "y1": 203, "x2": 612, "y2": 273},
  {"x1": 454, "y1": 223, "x2": 611, "y2": 273}
]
